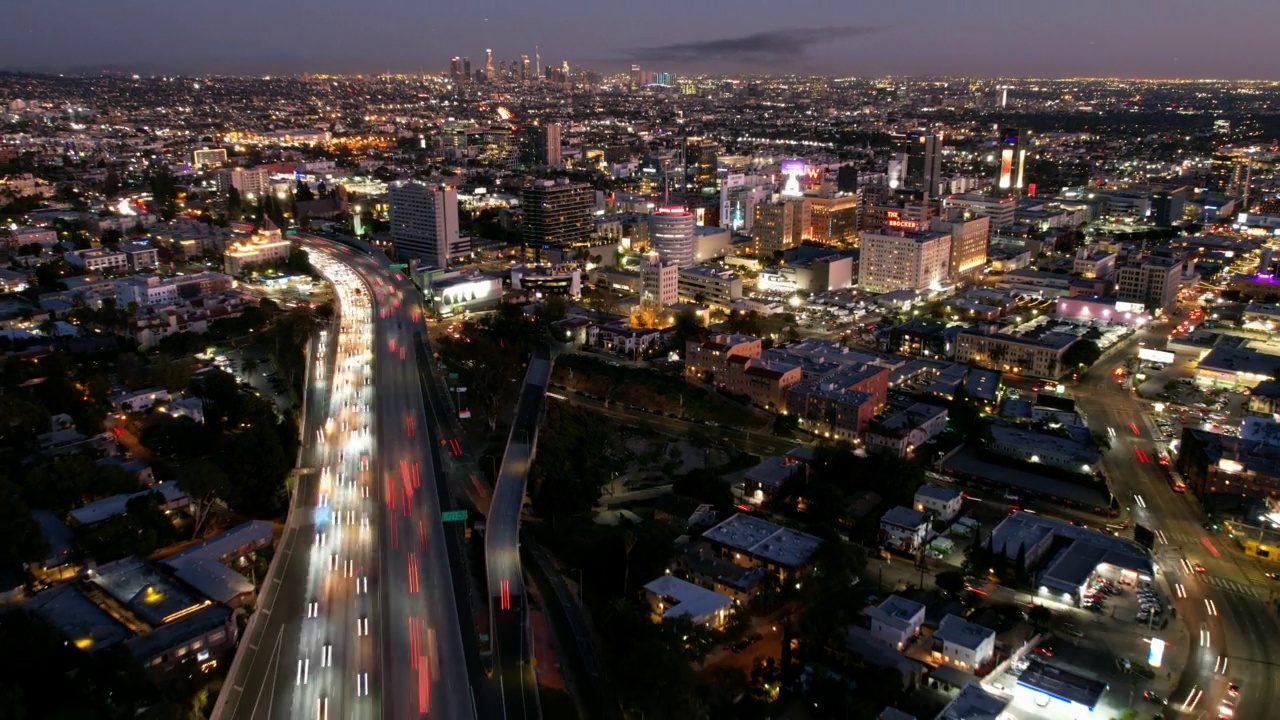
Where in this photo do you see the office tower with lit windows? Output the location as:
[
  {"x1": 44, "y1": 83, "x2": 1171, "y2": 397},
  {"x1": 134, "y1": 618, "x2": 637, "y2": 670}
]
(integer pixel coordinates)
[
  {"x1": 630, "y1": 65, "x2": 642, "y2": 90},
  {"x1": 463, "y1": 57, "x2": 471, "y2": 81},
  {"x1": 522, "y1": 178, "x2": 595, "y2": 261},
  {"x1": 648, "y1": 207, "x2": 696, "y2": 268},
  {"x1": 521, "y1": 55, "x2": 530, "y2": 82},
  {"x1": 685, "y1": 139, "x2": 718, "y2": 193},
  {"x1": 485, "y1": 48, "x2": 493, "y2": 78},
  {"x1": 535, "y1": 122, "x2": 562, "y2": 168},
  {"x1": 450, "y1": 57, "x2": 464, "y2": 84},
  {"x1": 752, "y1": 196, "x2": 811, "y2": 257},
  {"x1": 389, "y1": 182, "x2": 459, "y2": 268},
  {"x1": 994, "y1": 128, "x2": 1031, "y2": 195},
  {"x1": 807, "y1": 192, "x2": 861, "y2": 245},
  {"x1": 916, "y1": 131, "x2": 943, "y2": 196},
  {"x1": 930, "y1": 209, "x2": 990, "y2": 281},
  {"x1": 857, "y1": 229, "x2": 952, "y2": 293}
]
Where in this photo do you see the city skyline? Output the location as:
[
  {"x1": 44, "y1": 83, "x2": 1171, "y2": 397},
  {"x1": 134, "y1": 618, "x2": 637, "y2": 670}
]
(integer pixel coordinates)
[{"x1": 5, "y1": 0, "x2": 1280, "y2": 79}]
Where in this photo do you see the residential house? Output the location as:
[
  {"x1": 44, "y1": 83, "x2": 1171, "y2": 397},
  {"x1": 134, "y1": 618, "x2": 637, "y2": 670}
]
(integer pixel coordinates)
[
  {"x1": 865, "y1": 595, "x2": 926, "y2": 650},
  {"x1": 879, "y1": 506, "x2": 929, "y2": 554},
  {"x1": 913, "y1": 484, "x2": 964, "y2": 523},
  {"x1": 931, "y1": 614, "x2": 996, "y2": 672}
]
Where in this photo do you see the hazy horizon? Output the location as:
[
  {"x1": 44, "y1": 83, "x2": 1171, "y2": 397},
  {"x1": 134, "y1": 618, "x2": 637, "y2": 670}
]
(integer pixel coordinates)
[{"x1": 5, "y1": 0, "x2": 1280, "y2": 80}]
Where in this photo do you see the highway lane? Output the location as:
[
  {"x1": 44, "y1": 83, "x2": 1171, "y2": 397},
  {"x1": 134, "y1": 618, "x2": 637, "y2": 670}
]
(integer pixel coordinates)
[
  {"x1": 349, "y1": 244, "x2": 475, "y2": 720},
  {"x1": 1069, "y1": 317, "x2": 1278, "y2": 720},
  {"x1": 218, "y1": 247, "x2": 378, "y2": 720},
  {"x1": 485, "y1": 347, "x2": 552, "y2": 720}
]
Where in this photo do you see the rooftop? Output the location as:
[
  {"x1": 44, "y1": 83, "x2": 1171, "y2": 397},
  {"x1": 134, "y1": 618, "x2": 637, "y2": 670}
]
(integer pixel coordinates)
[
  {"x1": 701, "y1": 513, "x2": 824, "y2": 568},
  {"x1": 1017, "y1": 658, "x2": 1108, "y2": 710},
  {"x1": 69, "y1": 482, "x2": 188, "y2": 526},
  {"x1": 642, "y1": 575, "x2": 733, "y2": 622},
  {"x1": 916, "y1": 483, "x2": 962, "y2": 504},
  {"x1": 881, "y1": 506, "x2": 928, "y2": 529},
  {"x1": 936, "y1": 681, "x2": 1010, "y2": 720},
  {"x1": 865, "y1": 594, "x2": 926, "y2": 633},
  {"x1": 25, "y1": 583, "x2": 132, "y2": 652},
  {"x1": 934, "y1": 614, "x2": 995, "y2": 652},
  {"x1": 90, "y1": 556, "x2": 209, "y2": 628}
]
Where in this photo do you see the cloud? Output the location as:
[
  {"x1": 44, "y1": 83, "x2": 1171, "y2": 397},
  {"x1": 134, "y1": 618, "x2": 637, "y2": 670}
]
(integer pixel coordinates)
[{"x1": 622, "y1": 26, "x2": 886, "y2": 65}]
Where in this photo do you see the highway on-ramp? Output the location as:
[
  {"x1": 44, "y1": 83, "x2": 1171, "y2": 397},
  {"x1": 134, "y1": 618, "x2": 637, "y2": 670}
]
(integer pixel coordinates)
[{"x1": 485, "y1": 345, "x2": 553, "y2": 720}]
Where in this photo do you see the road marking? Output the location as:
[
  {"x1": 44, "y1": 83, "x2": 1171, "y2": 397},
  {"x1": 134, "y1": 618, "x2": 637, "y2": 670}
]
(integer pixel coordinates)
[
  {"x1": 1155, "y1": 529, "x2": 1167, "y2": 544},
  {"x1": 1202, "y1": 575, "x2": 1263, "y2": 598},
  {"x1": 1216, "y1": 655, "x2": 1229, "y2": 674},
  {"x1": 1205, "y1": 599, "x2": 1218, "y2": 616},
  {"x1": 1200, "y1": 627, "x2": 1211, "y2": 647},
  {"x1": 1175, "y1": 583, "x2": 1187, "y2": 598},
  {"x1": 1135, "y1": 494, "x2": 1146, "y2": 508},
  {"x1": 1183, "y1": 686, "x2": 1203, "y2": 711}
]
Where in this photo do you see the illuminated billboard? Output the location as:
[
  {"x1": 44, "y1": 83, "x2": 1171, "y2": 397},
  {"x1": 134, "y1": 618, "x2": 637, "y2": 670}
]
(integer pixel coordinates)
[
  {"x1": 1138, "y1": 348, "x2": 1175, "y2": 364},
  {"x1": 780, "y1": 160, "x2": 807, "y2": 178},
  {"x1": 998, "y1": 148, "x2": 1014, "y2": 190}
]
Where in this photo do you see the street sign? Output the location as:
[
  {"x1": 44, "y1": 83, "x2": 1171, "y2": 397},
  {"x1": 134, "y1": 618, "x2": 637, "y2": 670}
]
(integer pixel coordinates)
[
  {"x1": 441, "y1": 510, "x2": 468, "y2": 523},
  {"x1": 390, "y1": 263, "x2": 408, "y2": 269},
  {"x1": 448, "y1": 373, "x2": 459, "y2": 380}
]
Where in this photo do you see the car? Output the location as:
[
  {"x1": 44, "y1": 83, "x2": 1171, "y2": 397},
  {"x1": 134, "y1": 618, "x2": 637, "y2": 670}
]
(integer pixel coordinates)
[
  {"x1": 1227, "y1": 684, "x2": 1240, "y2": 697},
  {"x1": 1194, "y1": 563, "x2": 1208, "y2": 573},
  {"x1": 1266, "y1": 573, "x2": 1280, "y2": 581},
  {"x1": 1033, "y1": 646, "x2": 1055, "y2": 657},
  {"x1": 1144, "y1": 691, "x2": 1168, "y2": 704}
]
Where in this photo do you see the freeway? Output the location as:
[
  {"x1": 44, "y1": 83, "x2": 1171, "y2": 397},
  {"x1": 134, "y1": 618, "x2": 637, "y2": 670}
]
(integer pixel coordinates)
[
  {"x1": 216, "y1": 237, "x2": 476, "y2": 720},
  {"x1": 485, "y1": 345, "x2": 553, "y2": 720},
  {"x1": 1066, "y1": 313, "x2": 1279, "y2": 720}
]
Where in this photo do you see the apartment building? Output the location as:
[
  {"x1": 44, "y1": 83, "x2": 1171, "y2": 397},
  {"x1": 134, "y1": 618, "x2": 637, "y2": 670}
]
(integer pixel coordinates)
[
  {"x1": 1115, "y1": 252, "x2": 1183, "y2": 313},
  {"x1": 685, "y1": 334, "x2": 762, "y2": 382},
  {"x1": 954, "y1": 328, "x2": 1077, "y2": 379},
  {"x1": 785, "y1": 363, "x2": 890, "y2": 440},
  {"x1": 66, "y1": 247, "x2": 129, "y2": 273},
  {"x1": 677, "y1": 266, "x2": 742, "y2": 311},
  {"x1": 722, "y1": 356, "x2": 803, "y2": 411},
  {"x1": 857, "y1": 230, "x2": 952, "y2": 293}
]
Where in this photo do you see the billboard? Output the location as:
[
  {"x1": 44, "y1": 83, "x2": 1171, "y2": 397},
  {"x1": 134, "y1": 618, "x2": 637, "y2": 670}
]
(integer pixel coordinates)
[
  {"x1": 1138, "y1": 348, "x2": 1175, "y2": 364},
  {"x1": 998, "y1": 148, "x2": 1014, "y2": 189},
  {"x1": 780, "y1": 160, "x2": 807, "y2": 178}
]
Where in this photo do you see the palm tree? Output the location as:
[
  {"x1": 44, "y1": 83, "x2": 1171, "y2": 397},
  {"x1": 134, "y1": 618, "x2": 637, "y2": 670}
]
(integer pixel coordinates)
[
  {"x1": 621, "y1": 529, "x2": 637, "y2": 595},
  {"x1": 241, "y1": 356, "x2": 260, "y2": 377}
]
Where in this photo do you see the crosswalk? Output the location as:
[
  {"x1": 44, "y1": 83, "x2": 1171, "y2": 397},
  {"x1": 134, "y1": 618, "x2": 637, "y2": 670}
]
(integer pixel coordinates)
[{"x1": 1200, "y1": 574, "x2": 1263, "y2": 599}]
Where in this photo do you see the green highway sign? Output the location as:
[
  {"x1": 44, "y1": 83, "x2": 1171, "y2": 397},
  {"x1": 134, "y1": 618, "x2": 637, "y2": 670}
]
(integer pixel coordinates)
[
  {"x1": 441, "y1": 510, "x2": 468, "y2": 523},
  {"x1": 390, "y1": 263, "x2": 408, "y2": 269}
]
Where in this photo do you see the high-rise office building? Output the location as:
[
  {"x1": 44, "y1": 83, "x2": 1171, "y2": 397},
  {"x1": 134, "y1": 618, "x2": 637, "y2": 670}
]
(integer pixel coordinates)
[
  {"x1": 720, "y1": 175, "x2": 771, "y2": 233},
  {"x1": 807, "y1": 193, "x2": 861, "y2": 245},
  {"x1": 752, "y1": 196, "x2": 811, "y2": 257},
  {"x1": 685, "y1": 139, "x2": 718, "y2": 192},
  {"x1": 1209, "y1": 153, "x2": 1251, "y2": 197},
  {"x1": 536, "y1": 122, "x2": 562, "y2": 168},
  {"x1": 630, "y1": 65, "x2": 642, "y2": 90},
  {"x1": 857, "y1": 229, "x2": 952, "y2": 293},
  {"x1": 498, "y1": 61, "x2": 507, "y2": 79},
  {"x1": 1151, "y1": 187, "x2": 1188, "y2": 226},
  {"x1": 917, "y1": 132, "x2": 943, "y2": 196},
  {"x1": 450, "y1": 57, "x2": 464, "y2": 84},
  {"x1": 521, "y1": 55, "x2": 530, "y2": 82},
  {"x1": 485, "y1": 49, "x2": 494, "y2": 79},
  {"x1": 522, "y1": 178, "x2": 595, "y2": 261},
  {"x1": 995, "y1": 128, "x2": 1031, "y2": 195},
  {"x1": 389, "y1": 182, "x2": 459, "y2": 268},
  {"x1": 930, "y1": 210, "x2": 990, "y2": 281},
  {"x1": 1116, "y1": 252, "x2": 1184, "y2": 312},
  {"x1": 463, "y1": 58, "x2": 471, "y2": 81},
  {"x1": 649, "y1": 207, "x2": 696, "y2": 268}
]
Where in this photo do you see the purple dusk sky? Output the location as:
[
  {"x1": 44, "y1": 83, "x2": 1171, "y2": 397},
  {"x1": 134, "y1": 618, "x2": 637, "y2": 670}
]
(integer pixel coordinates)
[{"x1": 4, "y1": 0, "x2": 1278, "y2": 78}]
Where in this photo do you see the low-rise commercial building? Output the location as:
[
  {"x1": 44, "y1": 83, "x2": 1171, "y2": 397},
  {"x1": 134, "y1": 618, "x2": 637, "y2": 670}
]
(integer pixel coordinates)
[
  {"x1": 222, "y1": 227, "x2": 291, "y2": 276},
  {"x1": 985, "y1": 424, "x2": 1101, "y2": 475},
  {"x1": 677, "y1": 265, "x2": 742, "y2": 310},
  {"x1": 786, "y1": 363, "x2": 891, "y2": 441}
]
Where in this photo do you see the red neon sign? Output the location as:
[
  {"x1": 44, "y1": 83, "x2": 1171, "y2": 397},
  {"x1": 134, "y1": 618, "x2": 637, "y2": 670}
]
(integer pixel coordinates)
[{"x1": 885, "y1": 210, "x2": 919, "y2": 231}]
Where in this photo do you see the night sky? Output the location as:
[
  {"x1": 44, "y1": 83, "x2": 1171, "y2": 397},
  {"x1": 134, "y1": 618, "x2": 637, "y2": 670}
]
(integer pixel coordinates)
[{"x1": 4, "y1": 0, "x2": 1277, "y2": 78}]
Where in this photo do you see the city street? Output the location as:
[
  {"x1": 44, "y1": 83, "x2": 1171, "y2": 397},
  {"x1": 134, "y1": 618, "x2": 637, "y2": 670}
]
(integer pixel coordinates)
[{"x1": 1065, "y1": 312, "x2": 1279, "y2": 720}]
